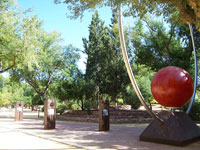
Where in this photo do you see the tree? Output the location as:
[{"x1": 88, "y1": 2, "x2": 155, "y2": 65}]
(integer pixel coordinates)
[
  {"x1": 0, "y1": 87, "x2": 11, "y2": 106},
  {"x1": 10, "y1": 31, "x2": 78, "y2": 102},
  {"x1": 0, "y1": 75, "x2": 5, "y2": 91},
  {"x1": 122, "y1": 64, "x2": 155, "y2": 109},
  {"x1": 130, "y1": 17, "x2": 196, "y2": 73},
  {"x1": 0, "y1": 0, "x2": 41, "y2": 73},
  {"x1": 83, "y1": 11, "x2": 108, "y2": 102},
  {"x1": 100, "y1": 10, "x2": 131, "y2": 105},
  {"x1": 55, "y1": 0, "x2": 200, "y2": 29},
  {"x1": 0, "y1": 0, "x2": 18, "y2": 73},
  {"x1": 82, "y1": 11, "x2": 132, "y2": 108},
  {"x1": 0, "y1": 75, "x2": 10, "y2": 92},
  {"x1": 54, "y1": 70, "x2": 95, "y2": 111},
  {"x1": 0, "y1": 77, "x2": 36, "y2": 107}
]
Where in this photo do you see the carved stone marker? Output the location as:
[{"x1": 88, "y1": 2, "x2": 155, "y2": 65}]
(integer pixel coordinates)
[
  {"x1": 99, "y1": 99, "x2": 110, "y2": 131},
  {"x1": 44, "y1": 99, "x2": 56, "y2": 129},
  {"x1": 15, "y1": 101, "x2": 24, "y2": 121}
]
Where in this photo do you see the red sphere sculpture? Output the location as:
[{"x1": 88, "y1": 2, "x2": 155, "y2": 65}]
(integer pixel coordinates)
[{"x1": 151, "y1": 66, "x2": 194, "y2": 107}]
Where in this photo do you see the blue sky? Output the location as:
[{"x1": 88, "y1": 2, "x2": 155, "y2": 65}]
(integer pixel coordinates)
[
  {"x1": 16, "y1": 0, "x2": 115, "y2": 71},
  {"x1": 16, "y1": 0, "x2": 112, "y2": 49}
]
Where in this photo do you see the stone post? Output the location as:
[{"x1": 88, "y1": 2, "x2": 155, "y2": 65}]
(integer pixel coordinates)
[
  {"x1": 15, "y1": 101, "x2": 24, "y2": 121},
  {"x1": 99, "y1": 99, "x2": 110, "y2": 131},
  {"x1": 44, "y1": 99, "x2": 56, "y2": 129}
]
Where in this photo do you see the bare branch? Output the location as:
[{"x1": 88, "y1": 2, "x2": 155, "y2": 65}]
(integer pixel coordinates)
[
  {"x1": 43, "y1": 72, "x2": 52, "y2": 96},
  {"x1": 25, "y1": 77, "x2": 43, "y2": 96},
  {"x1": 143, "y1": 19, "x2": 157, "y2": 32}
]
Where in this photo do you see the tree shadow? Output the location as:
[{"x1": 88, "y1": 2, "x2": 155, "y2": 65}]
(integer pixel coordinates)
[{"x1": 2, "y1": 118, "x2": 200, "y2": 150}]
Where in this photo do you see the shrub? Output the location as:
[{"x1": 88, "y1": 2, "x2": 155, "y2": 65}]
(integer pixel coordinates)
[
  {"x1": 181, "y1": 99, "x2": 200, "y2": 121},
  {"x1": 122, "y1": 86, "x2": 142, "y2": 109},
  {"x1": 56, "y1": 103, "x2": 68, "y2": 115}
]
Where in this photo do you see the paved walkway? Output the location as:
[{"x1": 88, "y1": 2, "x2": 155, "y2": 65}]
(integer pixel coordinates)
[
  {"x1": 0, "y1": 119, "x2": 83, "y2": 150},
  {"x1": 0, "y1": 118, "x2": 200, "y2": 150}
]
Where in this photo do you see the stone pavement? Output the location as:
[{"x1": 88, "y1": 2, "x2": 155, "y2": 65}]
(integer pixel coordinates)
[
  {"x1": 0, "y1": 119, "x2": 83, "y2": 150},
  {"x1": 0, "y1": 118, "x2": 200, "y2": 150}
]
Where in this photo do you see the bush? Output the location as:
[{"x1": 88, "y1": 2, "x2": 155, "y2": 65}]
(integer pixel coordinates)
[
  {"x1": 41, "y1": 106, "x2": 44, "y2": 112},
  {"x1": 56, "y1": 103, "x2": 68, "y2": 115},
  {"x1": 84, "y1": 100, "x2": 92, "y2": 114},
  {"x1": 122, "y1": 86, "x2": 142, "y2": 109},
  {"x1": 181, "y1": 99, "x2": 200, "y2": 121}
]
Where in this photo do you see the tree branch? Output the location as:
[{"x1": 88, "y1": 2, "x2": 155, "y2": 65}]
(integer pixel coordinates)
[
  {"x1": 43, "y1": 72, "x2": 52, "y2": 96},
  {"x1": 25, "y1": 77, "x2": 43, "y2": 96},
  {"x1": 143, "y1": 19, "x2": 157, "y2": 33},
  {"x1": 0, "y1": 56, "x2": 16, "y2": 73}
]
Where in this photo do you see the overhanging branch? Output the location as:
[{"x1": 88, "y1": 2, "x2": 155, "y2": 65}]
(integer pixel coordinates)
[{"x1": 0, "y1": 56, "x2": 16, "y2": 73}]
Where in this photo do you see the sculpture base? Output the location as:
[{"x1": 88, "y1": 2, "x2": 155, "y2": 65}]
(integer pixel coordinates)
[{"x1": 140, "y1": 111, "x2": 200, "y2": 146}]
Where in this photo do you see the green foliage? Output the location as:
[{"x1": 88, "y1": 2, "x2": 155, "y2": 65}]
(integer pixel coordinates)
[
  {"x1": 130, "y1": 17, "x2": 195, "y2": 73},
  {"x1": 0, "y1": 76, "x2": 37, "y2": 106},
  {"x1": 83, "y1": 11, "x2": 107, "y2": 82},
  {"x1": 82, "y1": 11, "x2": 108, "y2": 107},
  {"x1": 31, "y1": 94, "x2": 43, "y2": 106},
  {"x1": 122, "y1": 86, "x2": 141, "y2": 109},
  {"x1": 118, "y1": 98, "x2": 123, "y2": 105},
  {"x1": 10, "y1": 29, "x2": 80, "y2": 103},
  {"x1": 83, "y1": 100, "x2": 92, "y2": 114},
  {"x1": 55, "y1": 0, "x2": 200, "y2": 29},
  {"x1": 83, "y1": 11, "x2": 107, "y2": 103},
  {"x1": 0, "y1": 75, "x2": 6, "y2": 91},
  {"x1": 182, "y1": 99, "x2": 200, "y2": 121},
  {"x1": 101, "y1": 10, "x2": 131, "y2": 103},
  {"x1": 122, "y1": 65, "x2": 154, "y2": 109},
  {"x1": 54, "y1": 70, "x2": 96, "y2": 111},
  {"x1": 0, "y1": 88, "x2": 11, "y2": 106},
  {"x1": 56, "y1": 102, "x2": 68, "y2": 115},
  {"x1": 48, "y1": 45, "x2": 83, "y2": 109},
  {"x1": 83, "y1": 11, "x2": 131, "y2": 105},
  {"x1": 0, "y1": 1, "x2": 42, "y2": 73}
]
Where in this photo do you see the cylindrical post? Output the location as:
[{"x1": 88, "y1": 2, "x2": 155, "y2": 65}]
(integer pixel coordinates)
[
  {"x1": 44, "y1": 99, "x2": 56, "y2": 129},
  {"x1": 99, "y1": 99, "x2": 110, "y2": 131},
  {"x1": 15, "y1": 101, "x2": 24, "y2": 121},
  {"x1": 186, "y1": 24, "x2": 198, "y2": 114}
]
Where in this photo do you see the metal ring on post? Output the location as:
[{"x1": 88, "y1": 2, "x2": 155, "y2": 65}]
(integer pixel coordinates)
[
  {"x1": 118, "y1": 5, "x2": 163, "y2": 123},
  {"x1": 186, "y1": 24, "x2": 198, "y2": 114}
]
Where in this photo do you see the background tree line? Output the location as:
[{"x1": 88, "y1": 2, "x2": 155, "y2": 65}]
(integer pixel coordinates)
[{"x1": 0, "y1": 0, "x2": 200, "y2": 120}]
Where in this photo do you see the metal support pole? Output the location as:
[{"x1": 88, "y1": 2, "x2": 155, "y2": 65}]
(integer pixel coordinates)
[
  {"x1": 118, "y1": 5, "x2": 163, "y2": 123},
  {"x1": 186, "y1": 24, "x2": 198, "y2": 114}
]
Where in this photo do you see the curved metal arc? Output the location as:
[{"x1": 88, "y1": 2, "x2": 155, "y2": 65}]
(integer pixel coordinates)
[
  {"x1": 118, "y1": 5, "x2": 163, "y2": 123},
  {"x1": 186, "y1": 24, "x2": 198, "y2": 114}
]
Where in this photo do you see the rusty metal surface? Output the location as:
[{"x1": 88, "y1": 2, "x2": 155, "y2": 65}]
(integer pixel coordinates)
[{"x1": 140, "y1": 111, "x2": 200, "y2": 146}]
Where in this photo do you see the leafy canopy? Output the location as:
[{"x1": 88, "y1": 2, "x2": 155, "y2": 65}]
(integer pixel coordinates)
[
  {"x1": 55, "y1": 0, "x2": 200, "y2": 29},
  {"x1": 0, "y1": 0, "x2": 42, "y2": 73}
]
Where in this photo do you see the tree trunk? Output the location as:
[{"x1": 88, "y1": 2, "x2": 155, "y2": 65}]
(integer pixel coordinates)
[
  {"x1": 41, "y1": 94, "x2": 46, "y2": 102},
  {"x1": 81, "y1": 98, "x2": 85, "y2": 110},
  {"x1": 31, "y1": 105, "x2": 34, "y2": 111},
  {"x1": 112, "y1": 95, "x2": 118, "y2": 109}
]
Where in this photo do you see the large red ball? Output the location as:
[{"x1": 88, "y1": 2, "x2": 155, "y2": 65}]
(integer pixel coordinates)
[{"x1": 151, "y1": 66, "x2": 194, "y2": 107}]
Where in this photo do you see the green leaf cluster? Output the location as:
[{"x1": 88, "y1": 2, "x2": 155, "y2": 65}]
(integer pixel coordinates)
[
  {"x1": 0, "y1": 0, "x2": 42, "y2": 73},
  {"x1": 0, "y1": 75, "x2": 36, "y2": 106},
  {"x1": 130, "y1": 17, "x2": 198, "y2": 74},
  {"x1": 55, "y1": 0, "x2": 200, "y2": 29},
  {"x1": 83, "y1": 11, "x2": 131, "y2": 105}
]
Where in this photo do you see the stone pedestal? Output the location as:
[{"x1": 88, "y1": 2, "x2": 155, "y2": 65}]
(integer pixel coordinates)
[
  {"x1": 44, "y1": 99, "x2": 56, "y2": 129},
  {"x1": 140, "y1": 111, "x2": 200, "y2": 146},
  {"x1": 99, "y1": 99, "x2": 110, "y2": 131},
  {"x1": 15, "y1": 101, "x2": 24, "y2": 121}
]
